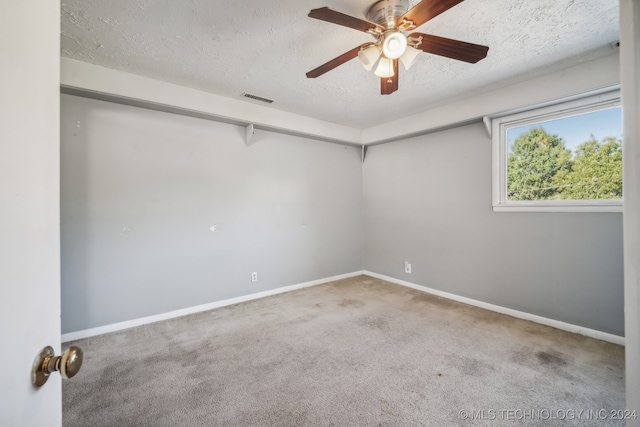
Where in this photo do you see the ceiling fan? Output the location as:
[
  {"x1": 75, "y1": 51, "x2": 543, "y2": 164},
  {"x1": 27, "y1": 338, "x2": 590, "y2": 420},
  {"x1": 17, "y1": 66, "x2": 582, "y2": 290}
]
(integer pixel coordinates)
[{"x1": 306, "y1": 0, "x2": 489, "y2": 95}]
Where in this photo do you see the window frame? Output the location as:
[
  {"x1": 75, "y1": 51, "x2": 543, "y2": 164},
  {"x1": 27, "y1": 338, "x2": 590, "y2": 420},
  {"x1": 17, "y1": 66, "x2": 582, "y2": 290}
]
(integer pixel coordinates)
[{"x1": 491, "y1": 90, "x2": 622, "y2": 213}]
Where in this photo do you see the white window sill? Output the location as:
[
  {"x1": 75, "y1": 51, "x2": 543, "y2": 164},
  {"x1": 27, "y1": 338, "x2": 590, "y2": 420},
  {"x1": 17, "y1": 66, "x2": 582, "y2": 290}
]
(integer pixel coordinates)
[{"x1": 493, "y1": 203, "x2": 623, "y2": 213}]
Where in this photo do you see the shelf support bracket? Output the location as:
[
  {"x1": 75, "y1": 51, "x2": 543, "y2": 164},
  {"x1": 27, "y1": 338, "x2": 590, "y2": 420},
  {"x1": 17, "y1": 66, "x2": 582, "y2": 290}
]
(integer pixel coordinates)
[{"x1": 245, "y1": 123, "x2": 254, "y2": 146}]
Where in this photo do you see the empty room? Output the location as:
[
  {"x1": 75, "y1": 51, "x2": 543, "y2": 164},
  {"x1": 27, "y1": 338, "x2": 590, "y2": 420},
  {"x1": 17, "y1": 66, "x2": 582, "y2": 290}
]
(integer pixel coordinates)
[{"x1": 2, "y1": 0, "x2": 640, "y2": 426}]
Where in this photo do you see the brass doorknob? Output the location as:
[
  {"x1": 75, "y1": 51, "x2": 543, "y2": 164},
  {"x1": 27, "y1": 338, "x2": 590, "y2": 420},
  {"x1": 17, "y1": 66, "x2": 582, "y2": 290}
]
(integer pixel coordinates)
[{"x1": 31, "y1": 345, "x2": 83, "y2": 387}]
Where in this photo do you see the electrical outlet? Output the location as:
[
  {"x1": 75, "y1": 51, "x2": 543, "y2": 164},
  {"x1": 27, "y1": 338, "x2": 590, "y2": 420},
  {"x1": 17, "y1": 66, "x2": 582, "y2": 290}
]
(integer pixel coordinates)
[
  {"x1": 251, "y1": 272, "x2": 258, "y2": 282},
  {"x1": 405, "y1": 261, "x2": 411, "y2": 274}
]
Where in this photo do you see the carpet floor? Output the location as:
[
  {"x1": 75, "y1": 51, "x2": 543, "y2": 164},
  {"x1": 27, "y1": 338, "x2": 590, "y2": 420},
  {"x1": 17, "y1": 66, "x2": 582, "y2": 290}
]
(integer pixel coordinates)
[{"x1": 62, "y1": 275, "x2": 625, "y2": 426}]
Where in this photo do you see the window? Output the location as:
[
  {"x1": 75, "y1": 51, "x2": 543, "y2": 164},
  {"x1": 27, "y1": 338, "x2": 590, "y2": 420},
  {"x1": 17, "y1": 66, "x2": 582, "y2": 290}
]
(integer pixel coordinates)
[{"x1": 491, "y1": 90, "x2": 622, "y2": 212}]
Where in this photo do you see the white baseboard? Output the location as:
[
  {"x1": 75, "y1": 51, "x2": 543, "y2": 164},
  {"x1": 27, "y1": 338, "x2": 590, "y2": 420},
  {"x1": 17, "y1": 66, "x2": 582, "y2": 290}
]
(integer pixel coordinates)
[
  {"x1": 363, "y1": 271, "x2": 625, "y2": 346},
  {"x1": 63, "y1": 270, "x2": 624, "y2": 346},
  {"x1": 62, "y1": 270, "x2": 365, "y2": 342}
]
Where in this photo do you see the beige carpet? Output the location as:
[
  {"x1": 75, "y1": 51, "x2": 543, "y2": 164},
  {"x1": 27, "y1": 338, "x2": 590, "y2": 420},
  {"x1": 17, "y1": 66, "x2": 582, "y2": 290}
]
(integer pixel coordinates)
[{"x1": 63, "y1": 275, "x2": 625, "y2": 426}]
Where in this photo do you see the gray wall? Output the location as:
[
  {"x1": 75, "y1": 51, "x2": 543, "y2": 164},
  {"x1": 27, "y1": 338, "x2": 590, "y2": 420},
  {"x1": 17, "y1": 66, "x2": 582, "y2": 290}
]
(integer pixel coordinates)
[
  {"x1": 61, "y1": 94, "x2": 625, "y2": 337},
  {"x1": 61, "y1": 94, "x2": 363, "y2": 333},
  {"x1": 363, "y1": 122, "x2": 624, "y2": 336}
]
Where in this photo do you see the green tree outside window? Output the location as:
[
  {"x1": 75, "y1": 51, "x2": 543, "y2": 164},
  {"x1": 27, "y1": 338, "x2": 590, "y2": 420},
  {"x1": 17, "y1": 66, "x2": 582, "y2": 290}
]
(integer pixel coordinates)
[{"x1": 507, "y1": 128, "x2": 622, "y2": 201}]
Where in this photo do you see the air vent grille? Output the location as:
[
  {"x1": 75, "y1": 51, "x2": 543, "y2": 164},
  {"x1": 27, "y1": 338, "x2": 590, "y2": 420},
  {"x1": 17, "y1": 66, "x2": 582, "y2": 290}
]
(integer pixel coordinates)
[{"x1": 243, "y1": 93, "x2": 274, "y2": 104}]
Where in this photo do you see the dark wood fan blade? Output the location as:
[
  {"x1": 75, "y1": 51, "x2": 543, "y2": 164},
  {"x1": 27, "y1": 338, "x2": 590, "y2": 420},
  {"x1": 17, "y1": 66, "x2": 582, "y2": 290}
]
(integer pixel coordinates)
[
  {"x1": 306, "y1": 43, "x2": 372, "y2": 78},
  {"x1": 381, "y1": 59, "x2": 399, "y2": 95},
  {"x1": 309, "y1": 7, "x2": 384, "y2": 33},
  {"x1": 397, "y1": 0, "x2": 465, "y2": 28},
  {"x1": 409, "y1": 33, "x2": 489, "y2": 63}
]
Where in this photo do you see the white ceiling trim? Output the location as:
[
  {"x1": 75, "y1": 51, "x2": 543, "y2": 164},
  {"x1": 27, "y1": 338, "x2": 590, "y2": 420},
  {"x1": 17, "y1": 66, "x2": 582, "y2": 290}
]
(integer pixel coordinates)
[
  {"x1": 60, "y1": 58, "x2": 362, "y2": 145},
  {"x1": 60, "y1": 84, "x2": 364, "y2": 147},
  {"x1": 61, "y1": 53, "x2": 620, "y2": 146},
  {"x1": 362, "y1": 52, "x2": 620, "y2": 144}
]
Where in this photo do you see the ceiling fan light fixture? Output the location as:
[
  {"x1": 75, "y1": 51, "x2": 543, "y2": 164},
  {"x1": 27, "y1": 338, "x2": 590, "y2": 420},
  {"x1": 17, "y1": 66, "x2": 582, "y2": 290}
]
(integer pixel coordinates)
[
  {"x1": 399, "y1": 46, "x2": 421, "y2": 70},
  {"x1": 358, "y1": 44, "x2": 381, "y2": 71},
  {"x1": 374, "y1": 57, "x2": 395, "y2": 78},
  {"x1": 305, "y1": 1, "x2": 490, "y2": 95},
  {"x1": 382, "y1": 31, "x2": 407, "y2": 59}
]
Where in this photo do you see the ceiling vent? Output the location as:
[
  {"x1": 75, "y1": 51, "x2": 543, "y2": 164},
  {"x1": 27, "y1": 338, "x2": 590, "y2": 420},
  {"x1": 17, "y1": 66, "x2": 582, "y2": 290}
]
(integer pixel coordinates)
[{"x1": 242, "y1": 93, "x2": 274, "y2": 104}]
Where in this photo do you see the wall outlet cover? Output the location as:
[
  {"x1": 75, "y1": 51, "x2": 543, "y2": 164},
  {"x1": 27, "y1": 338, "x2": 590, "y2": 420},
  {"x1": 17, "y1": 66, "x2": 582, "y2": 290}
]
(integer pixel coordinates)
[{"x1": 405, "y1": 262, "x2": 411, "y2": 274}]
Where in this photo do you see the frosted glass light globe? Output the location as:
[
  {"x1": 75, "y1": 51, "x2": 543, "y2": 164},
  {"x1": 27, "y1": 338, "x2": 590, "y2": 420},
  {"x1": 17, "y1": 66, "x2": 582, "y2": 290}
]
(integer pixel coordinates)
[
  {"x1": 374, "y1": 57, "x2": 395, "y2": 78},
  {"x1": 400, "y1": 46, "x2": 421, "y2": 70},
  {"x1": 358, "y1": 44, "x2": 381, "y2": 71},
  {"x1": 382, "y1": 32, "x2": 408, "y2": 60}
]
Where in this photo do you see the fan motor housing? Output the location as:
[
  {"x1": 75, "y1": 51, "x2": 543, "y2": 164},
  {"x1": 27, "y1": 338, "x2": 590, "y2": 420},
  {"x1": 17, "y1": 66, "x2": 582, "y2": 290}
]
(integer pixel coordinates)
[{"x1": 366, "y1": 0, "x2": 410, "y2": 29}]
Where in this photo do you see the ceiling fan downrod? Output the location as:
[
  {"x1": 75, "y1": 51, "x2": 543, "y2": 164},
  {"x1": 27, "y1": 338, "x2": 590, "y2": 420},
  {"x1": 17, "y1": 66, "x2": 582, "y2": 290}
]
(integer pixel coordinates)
[{"x1": 366, "y1": 0, "x2": 411, "y2": 29}]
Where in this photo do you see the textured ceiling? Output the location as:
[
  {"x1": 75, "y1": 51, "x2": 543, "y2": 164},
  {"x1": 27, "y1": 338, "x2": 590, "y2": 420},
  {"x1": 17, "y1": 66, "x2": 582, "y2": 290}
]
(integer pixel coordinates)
[{"x1": 61, "y1": 0, "x2": 619, "y2": 128}]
